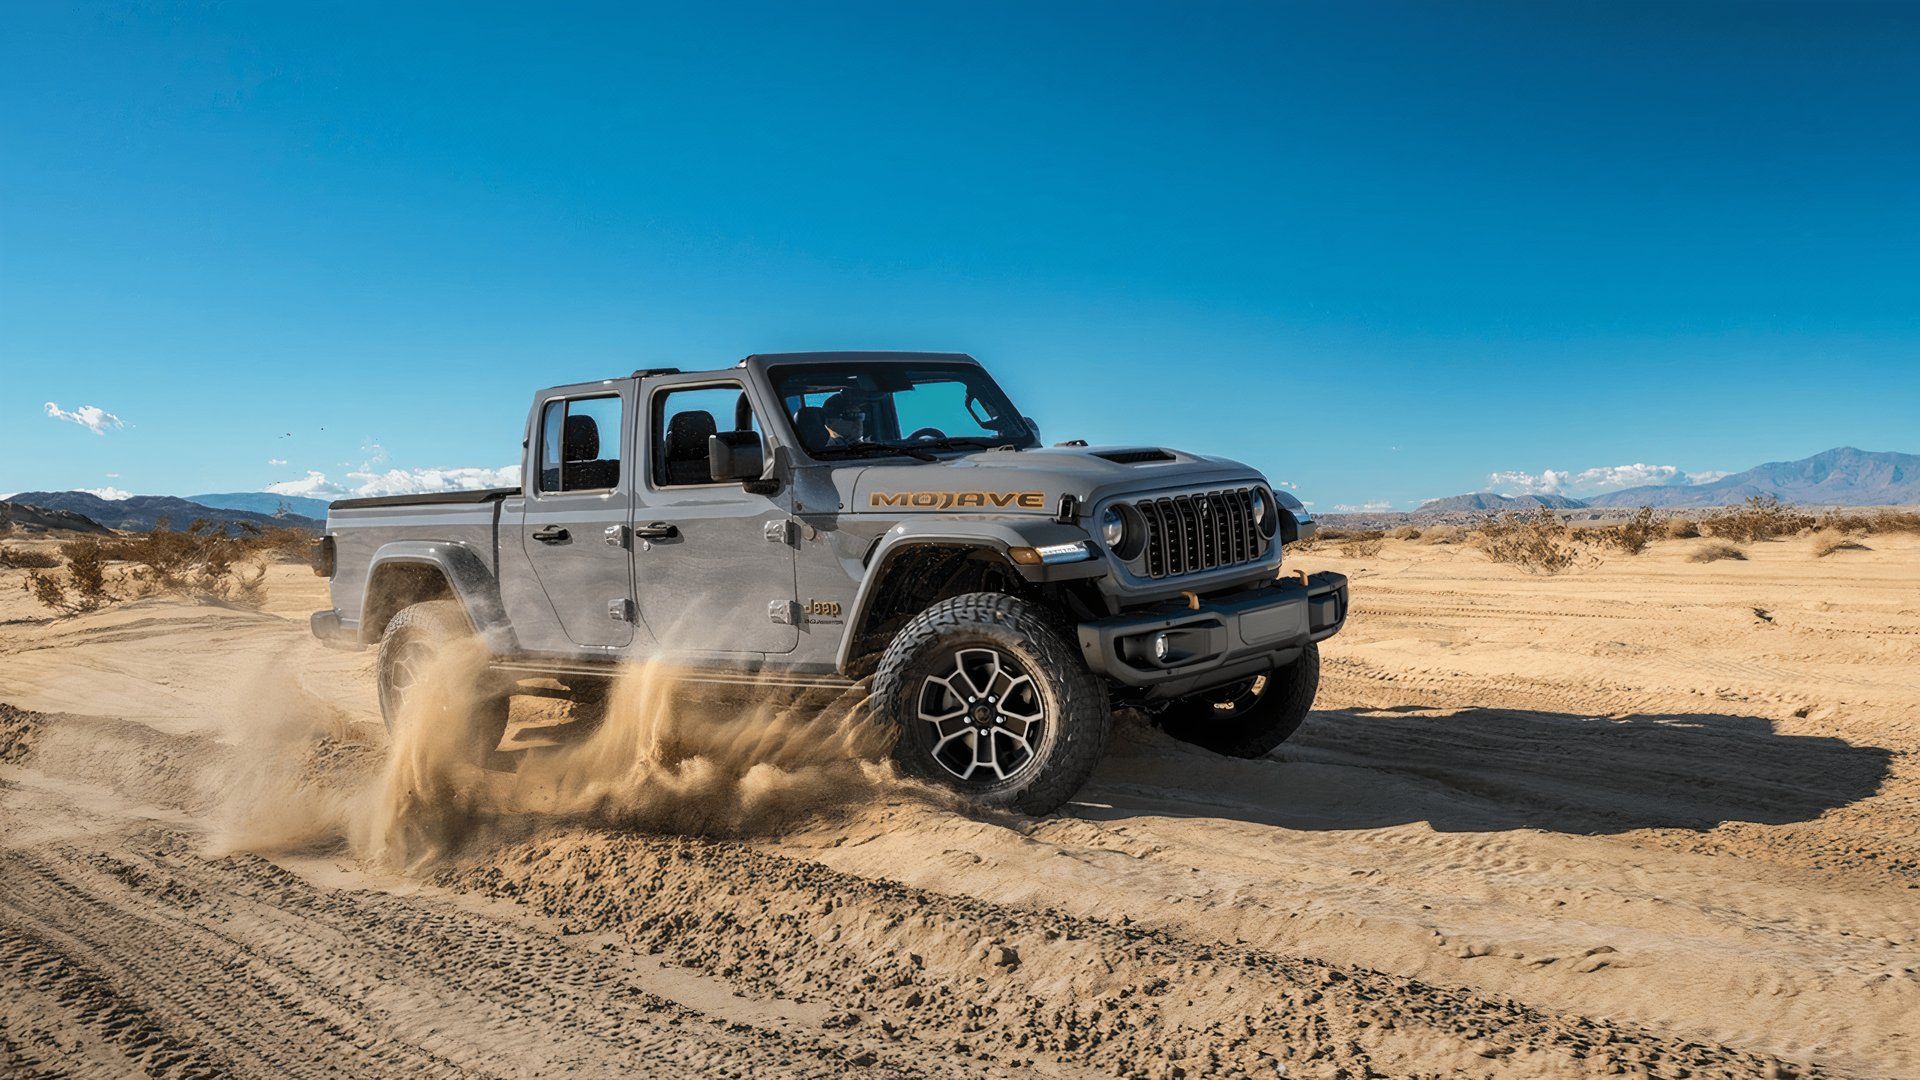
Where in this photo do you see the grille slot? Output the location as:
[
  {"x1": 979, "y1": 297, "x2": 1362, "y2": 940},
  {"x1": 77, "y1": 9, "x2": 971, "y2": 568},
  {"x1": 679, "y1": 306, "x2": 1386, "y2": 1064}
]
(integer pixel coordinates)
[{"x1": 1124, "y1": 487, "x2": 1268, "y2": 579}]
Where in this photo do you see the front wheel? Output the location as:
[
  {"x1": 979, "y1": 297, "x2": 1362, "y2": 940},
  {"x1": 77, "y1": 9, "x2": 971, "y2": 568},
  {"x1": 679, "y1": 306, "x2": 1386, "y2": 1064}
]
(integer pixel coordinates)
[
  {"x1": 1155, "y1": 643, "x2": 1320, "y2": 758},
  {"x1": 871, "y1": 592, "x2": 1111, "y2": 815}
]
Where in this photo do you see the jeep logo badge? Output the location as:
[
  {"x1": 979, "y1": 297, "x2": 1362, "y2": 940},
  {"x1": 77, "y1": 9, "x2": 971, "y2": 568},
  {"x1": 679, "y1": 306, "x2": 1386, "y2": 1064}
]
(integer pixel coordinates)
[{"x1": 869, "y1": 491, "x2": 1047, "y2": 510}]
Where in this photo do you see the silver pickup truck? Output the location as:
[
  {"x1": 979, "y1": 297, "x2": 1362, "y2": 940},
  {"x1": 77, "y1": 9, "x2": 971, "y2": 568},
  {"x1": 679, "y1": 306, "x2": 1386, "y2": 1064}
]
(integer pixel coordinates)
[{"x1": 312, "y1": 352, "x2": 1347, "y2": 813}]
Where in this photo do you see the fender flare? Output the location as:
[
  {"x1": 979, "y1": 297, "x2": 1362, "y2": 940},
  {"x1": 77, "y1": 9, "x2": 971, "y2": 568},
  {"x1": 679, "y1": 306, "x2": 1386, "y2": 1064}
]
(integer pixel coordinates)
[
  {"x1": 363, "y1": 540, "x2": 518, "y2": 652},
  {"x1": 834, "y1": 519, "x2": 1100, "y2": 674}
]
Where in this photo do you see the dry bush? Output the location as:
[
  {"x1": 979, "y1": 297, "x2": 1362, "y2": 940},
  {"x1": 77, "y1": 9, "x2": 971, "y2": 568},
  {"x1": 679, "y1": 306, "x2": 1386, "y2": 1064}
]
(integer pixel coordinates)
[
  {"x1": 1339, "y1": 536, "x2": 1384, "y2": 558},
  {"x1": 0, "y1": 546, "x2": 61, "y2": 569},
  {"x1": 1810, "y1": 528, "x2": 1869, "y2": 557},
  {"x1": 1594, "y1": 507, "x2": 1657, "y2": 555},
  {"x1": 1388, "y1": 525, "x2": 1422, "y2": 541},
  {"x1": 1416, "y1": 524, "x2": 1463, "y2": 544},
  {"x1": 1477, "y1": 509, "x2": 1578, "y2": 574},
  {"x1": 1702, "y1": 496, "x2": 1813, "y2": 543},
  {"x1": 1663, "y1": 517, "x2": 1701, "y2": 539},
  {"x1": 1689, "y1": 541, "x2": 1748, "y2": 563},
  {"x1": 1816, "y1": 508, "x2": 1920, "y2": 537},
  {"x1": 25, "y1": 521, "x2": 275, "y2": 614}
]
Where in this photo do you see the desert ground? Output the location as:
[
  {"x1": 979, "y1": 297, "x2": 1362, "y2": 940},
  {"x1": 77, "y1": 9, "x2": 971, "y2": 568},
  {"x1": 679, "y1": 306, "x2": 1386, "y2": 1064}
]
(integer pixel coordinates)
[{"x1": 2, "y1": 531, "x2": 1917, "y2": 1077}]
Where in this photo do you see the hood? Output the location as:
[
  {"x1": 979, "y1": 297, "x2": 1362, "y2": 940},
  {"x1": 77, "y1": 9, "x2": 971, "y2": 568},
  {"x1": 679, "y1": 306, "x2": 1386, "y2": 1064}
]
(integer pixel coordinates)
[{"x1": 832, "y1": 444, "x2": 1269, "y2": 516}]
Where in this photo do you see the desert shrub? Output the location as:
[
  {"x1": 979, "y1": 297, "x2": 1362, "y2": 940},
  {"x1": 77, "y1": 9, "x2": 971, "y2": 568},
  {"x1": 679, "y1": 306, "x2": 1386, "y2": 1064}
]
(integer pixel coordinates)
[
  {"x1": 1477, "y1": 509, "x2": 1578, "y2": 574},
  {"x1": 25, "y1": 522, "x2": 273, "y2": 614},
  {"x1": 1339, "y1": 536, "x2": 1384, "y2": 558},
  {"x1": 1594, "y1": 507, "x2": 1657, "y2": 555},
  {"x1": 1663, "y1": 517, "x2": 1701, "y2": 540},
  {"x1": 1388, "y1": 525, "x2": 1422, "y2": 541},
  {"x1": 1416, "y1": 524, "x2": 1463, "y2": 544},
  {"x1": 1810, "y1": 528, "x2": 1869, "y2": 557},
  {"x1": 1817, "y1": 508, "x2": 1920, "y2": 537},
  {"x1": 0, "y1": 546, "x2": 61, "y2": 569},
  {"x1": 1703, "y1": 496, "x2": 1813, "y2": 543},
  {"x1": 1689, "y1": 540, "x2": 1747, "y2": 563}
]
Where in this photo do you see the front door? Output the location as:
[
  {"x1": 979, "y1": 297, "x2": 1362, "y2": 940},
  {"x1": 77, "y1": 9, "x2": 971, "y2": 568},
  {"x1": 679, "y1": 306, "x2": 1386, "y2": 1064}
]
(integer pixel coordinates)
[
  {"x1": 632, "y1": 380, "x2": 798, "y2": 657},
  {"x1": 522, "y1": 389, "x2": 636, "y2": 649}
]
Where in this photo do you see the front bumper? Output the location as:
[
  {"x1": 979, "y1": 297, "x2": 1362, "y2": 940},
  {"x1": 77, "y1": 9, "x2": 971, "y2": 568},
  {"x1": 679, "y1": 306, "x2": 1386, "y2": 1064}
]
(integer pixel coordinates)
[{"x1": 1076, "y1": 571, "x2": 1348, "y2": 699}]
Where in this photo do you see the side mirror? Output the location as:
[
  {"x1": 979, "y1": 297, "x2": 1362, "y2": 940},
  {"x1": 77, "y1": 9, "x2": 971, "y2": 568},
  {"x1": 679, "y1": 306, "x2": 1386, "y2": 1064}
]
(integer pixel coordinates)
[{"x1": 708, "y1": 431, "x2": 765, "y2": 483}]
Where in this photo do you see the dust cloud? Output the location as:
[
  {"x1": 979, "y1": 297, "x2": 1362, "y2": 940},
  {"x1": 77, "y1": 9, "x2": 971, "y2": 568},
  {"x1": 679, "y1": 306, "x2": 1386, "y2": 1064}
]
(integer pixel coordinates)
[{"x1": 210, "y1": 640, "x2": 922, "y2": 871}]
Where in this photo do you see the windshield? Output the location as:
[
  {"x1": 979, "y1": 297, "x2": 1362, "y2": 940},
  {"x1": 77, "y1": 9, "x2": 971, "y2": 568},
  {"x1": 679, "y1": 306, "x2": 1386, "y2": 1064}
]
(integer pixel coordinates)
[{"x1": 769, "y1": 362, "x2": 1037, "y2": 457}]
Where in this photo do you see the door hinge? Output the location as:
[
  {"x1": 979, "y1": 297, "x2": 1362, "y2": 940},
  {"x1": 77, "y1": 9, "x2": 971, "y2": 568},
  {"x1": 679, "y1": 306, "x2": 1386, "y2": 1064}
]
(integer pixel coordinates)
[
  {"x1": 767, "y1": 599, "x2": 799, "y2": 625},
  {"x1": 604, "y1": 523, "x2": 630, "y2": 549},
  {"x1": 608, "y1": 598, "x2": 634, "y2": 623},
  {"x1": 764, "y1": 519, "x2": 798, "y2": 546}
]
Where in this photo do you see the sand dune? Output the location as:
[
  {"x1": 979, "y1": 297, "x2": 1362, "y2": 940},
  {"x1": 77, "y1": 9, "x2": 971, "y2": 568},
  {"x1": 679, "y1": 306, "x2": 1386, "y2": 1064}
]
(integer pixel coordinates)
[{"x1": 2, "y1": 535, "x2": 1916, "y2": 1076}]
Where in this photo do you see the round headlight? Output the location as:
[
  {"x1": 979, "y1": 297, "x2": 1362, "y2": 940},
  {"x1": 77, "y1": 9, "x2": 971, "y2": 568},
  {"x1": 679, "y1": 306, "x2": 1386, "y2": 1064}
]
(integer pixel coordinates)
[
  {"x1": 1251, "y1": 487, "x2": 1278, "y2": 538},
  {"x1": 1103, "y1": 504, "x2": 1146, "y2": 559}
]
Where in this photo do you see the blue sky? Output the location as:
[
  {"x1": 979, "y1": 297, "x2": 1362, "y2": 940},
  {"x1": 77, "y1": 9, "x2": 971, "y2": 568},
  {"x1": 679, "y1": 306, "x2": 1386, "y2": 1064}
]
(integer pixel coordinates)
[{"x1": 4, "y1": 2, "x2": 1916, "y2": 511}]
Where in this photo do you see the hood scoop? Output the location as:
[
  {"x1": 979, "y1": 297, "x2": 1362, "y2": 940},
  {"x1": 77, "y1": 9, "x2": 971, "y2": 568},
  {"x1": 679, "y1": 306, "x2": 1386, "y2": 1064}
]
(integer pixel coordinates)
[{"x1": 1095, "y1": 448, "x2": 1178, "y2": 464}]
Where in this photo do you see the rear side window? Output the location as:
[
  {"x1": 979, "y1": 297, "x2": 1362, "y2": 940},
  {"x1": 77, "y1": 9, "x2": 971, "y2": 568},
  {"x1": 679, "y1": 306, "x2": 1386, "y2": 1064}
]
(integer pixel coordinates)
[
  {"x1": 537, "y1": 395, "x2": 623, "y2": 493},
  {"x1": 653, "y1": 385, "x2": 760, "y2": 487}
]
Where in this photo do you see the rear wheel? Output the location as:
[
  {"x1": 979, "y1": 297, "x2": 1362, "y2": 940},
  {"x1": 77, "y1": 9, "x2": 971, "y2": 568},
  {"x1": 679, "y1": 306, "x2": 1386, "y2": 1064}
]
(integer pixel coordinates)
[
  {"x1": 872, "y1": 592, "x2": 1110, "y2": 814},
  {"x1": 375, "y1": 599, "x2": 510, "y2": 765},
  {"x1": 1156, "y1": 643, "x2": 1320, "y2": 758}
]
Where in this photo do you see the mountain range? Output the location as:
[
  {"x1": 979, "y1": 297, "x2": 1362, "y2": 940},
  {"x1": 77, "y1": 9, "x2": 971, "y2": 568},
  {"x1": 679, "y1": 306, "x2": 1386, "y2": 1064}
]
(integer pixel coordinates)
[
  {"x1": 189, "y1": 491, "x2": 333, "y2": 520},
  {"x1": 4, "y1": 492, "x2": 323, "y2": 534},
  {"x1": 1417, "y1": 447, "x2": 1917, "y2": 514}
]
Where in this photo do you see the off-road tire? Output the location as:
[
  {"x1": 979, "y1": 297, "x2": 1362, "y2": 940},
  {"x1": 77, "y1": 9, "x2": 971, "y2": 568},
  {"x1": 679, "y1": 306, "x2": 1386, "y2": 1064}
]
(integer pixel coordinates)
[
  {"x1": 376, "y1": 599, "x2": 510, "y2": 765},
  {"x1": 1156, "y1": 643, "x2": 1320, "y2": 758},
  {"x1": 872, "y1": 592, "x2": 1111, "y2": 815}
]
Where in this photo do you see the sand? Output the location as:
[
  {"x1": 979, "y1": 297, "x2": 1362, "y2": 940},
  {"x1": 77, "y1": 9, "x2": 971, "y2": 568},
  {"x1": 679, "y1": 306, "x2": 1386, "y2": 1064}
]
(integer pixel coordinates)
[{"x1": 2, "y1": 534, "x2": 1916, "y2": 1077}]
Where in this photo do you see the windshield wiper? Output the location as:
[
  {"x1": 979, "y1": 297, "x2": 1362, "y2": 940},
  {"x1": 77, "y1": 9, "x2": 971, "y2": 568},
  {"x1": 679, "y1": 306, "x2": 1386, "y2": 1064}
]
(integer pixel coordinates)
[{"x1": 818, "y1": 440, "x2": 937, "y2": 462}]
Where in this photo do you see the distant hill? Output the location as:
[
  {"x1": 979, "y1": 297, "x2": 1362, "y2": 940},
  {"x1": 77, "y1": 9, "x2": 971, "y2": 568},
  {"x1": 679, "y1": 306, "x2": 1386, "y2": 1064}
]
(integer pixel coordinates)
[
  {"x1": 1416, "y1": 492, "x2": 1589, "y2": 513},
  {"x1": 1585, "y1": 447, "x2": 1920, "y2": 508},
  {"x1": 0, "y1": 500, "x2": 112, "y2": 535},
  {"x1": 6, "y1": 492, "x2": 323, "y2": 534},
  {"x1": 189, "y1": 491, "x2": 333, "y2": 520}
]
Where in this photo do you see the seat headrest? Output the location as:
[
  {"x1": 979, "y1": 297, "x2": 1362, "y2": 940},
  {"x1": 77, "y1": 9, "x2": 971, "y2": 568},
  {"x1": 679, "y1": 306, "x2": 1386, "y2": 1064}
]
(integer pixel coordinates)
[
  {"x1": 794, "y1": 406, "x2": 829, "y2": 448},
  {"x1": 665, "y1": 410, "x2": 717, "y2": 458},
  {"x1": 563, "y1": 414, "x2": 600, "y2": 461}
]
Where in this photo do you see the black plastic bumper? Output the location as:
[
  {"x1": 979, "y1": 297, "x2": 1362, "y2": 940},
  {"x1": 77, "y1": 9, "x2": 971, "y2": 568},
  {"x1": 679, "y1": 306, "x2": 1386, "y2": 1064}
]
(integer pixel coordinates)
[{"x1": 1076, "y1": 571, "x2": 1349, "y2": 699}]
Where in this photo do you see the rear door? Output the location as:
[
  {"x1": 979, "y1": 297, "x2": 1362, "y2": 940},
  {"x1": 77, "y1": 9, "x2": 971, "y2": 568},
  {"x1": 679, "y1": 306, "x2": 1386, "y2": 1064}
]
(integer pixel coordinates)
[
  {"x1": 521, "y1": 385, "x2": 637, "y2": 649},
  {"x1": 632, "y1": 378, "x2": 799, "y2": 656}
]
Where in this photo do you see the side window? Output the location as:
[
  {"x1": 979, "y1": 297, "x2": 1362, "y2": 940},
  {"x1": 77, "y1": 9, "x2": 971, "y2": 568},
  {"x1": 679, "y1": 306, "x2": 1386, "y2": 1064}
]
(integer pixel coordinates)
[
  {"x1": 537, "y1": 394, "x2": 623, "y2": 494},
  {"x1": 655, "y1": 385, "x2": 760, "y2": 486}
]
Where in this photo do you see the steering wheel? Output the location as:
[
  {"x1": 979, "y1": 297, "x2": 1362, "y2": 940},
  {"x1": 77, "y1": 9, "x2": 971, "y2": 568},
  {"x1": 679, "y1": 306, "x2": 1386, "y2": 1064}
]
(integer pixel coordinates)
[{"x1": 906, "y1": 426, "x2": 947, "y2": 441}]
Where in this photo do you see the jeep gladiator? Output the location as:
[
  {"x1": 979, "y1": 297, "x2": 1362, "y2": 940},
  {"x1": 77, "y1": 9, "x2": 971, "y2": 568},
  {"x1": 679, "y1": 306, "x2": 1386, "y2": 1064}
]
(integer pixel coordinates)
[{"x1": 312, "y1": 352, "x2": 1348, "y2": 812}]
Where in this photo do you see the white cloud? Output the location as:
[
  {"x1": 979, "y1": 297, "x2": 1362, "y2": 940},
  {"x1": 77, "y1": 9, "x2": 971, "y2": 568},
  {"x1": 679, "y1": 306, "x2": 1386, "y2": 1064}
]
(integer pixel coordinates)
[
  {"x1": 105, "y1": 472, "x2": 120, "y2": 478},
  {"x1": 1333, "y1": 500, "x2": 1394, "y2": 513},
  {"x1": 1488, "y1": 468, "x2": 1573, "y2": 495},
  {"x1": 81, "y1": 486, "x2": 132, "y2": 500},
  {"x1": 267, "y1": 457, "x2": 288, "y2": 466},
  {"x1": 45, "y1": 402, "x2": 124, "y2": 435},
  {"x1": 1686, "y1": 469, "x2": 1730, "y2": 485},
  {"x1": 1488, "y1": 462, "x2": 1709, "y2": 498},
  {"x1": 268, "y1": 465, "x2": 517, "y2": 500}
]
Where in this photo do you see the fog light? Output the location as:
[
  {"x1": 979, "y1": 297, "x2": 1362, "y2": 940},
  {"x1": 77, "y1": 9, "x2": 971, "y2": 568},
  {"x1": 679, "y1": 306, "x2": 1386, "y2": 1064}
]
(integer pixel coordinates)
[{"x1": 1152, "y1": 632, "x2": 1172, "y2": 662}]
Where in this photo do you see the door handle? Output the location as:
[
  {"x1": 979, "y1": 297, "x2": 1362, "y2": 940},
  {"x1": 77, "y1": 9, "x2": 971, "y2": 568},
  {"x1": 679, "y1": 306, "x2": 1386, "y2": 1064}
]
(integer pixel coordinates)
[
  {"x1": 532, "y1": 525, "x2": 570, "y2": 543},
  {"x1": 634, "y1": 522, "x2": 679, "y2": 540}
]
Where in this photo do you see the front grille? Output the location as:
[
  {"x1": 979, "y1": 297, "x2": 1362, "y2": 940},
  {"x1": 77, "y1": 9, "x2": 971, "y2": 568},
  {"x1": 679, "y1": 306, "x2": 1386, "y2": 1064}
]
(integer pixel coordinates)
[{"x1": 1131, "y1": 487, "x2": 1269, "y2": 578}]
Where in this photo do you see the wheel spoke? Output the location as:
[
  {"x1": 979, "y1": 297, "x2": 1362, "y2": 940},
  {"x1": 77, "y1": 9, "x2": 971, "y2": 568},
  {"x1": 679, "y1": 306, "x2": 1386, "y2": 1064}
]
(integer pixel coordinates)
[{"x1": 916, "y1": 645, "x2": 1046, "y2": 784}]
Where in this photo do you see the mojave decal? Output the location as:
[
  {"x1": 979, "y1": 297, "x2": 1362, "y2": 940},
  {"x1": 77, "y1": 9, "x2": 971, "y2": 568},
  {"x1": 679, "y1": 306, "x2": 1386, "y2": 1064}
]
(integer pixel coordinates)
[{"x1": 869, "y1": 490, "x2": 1047, "y2": 510}]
